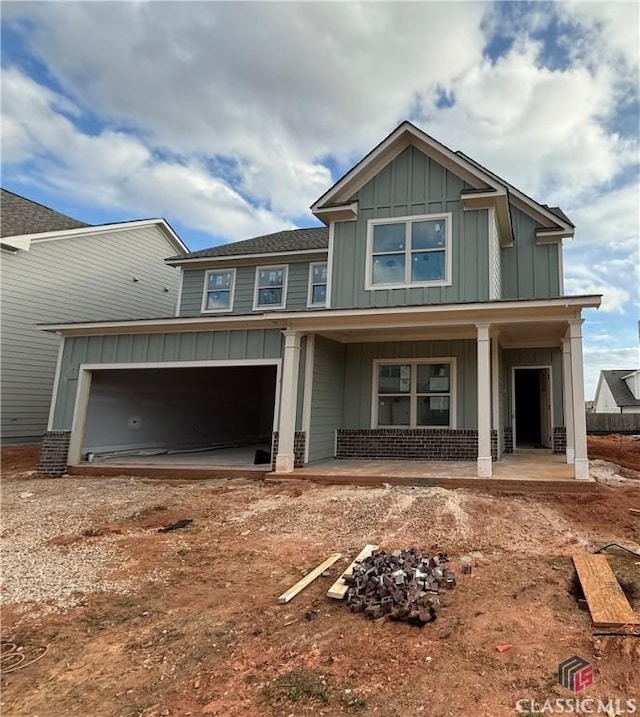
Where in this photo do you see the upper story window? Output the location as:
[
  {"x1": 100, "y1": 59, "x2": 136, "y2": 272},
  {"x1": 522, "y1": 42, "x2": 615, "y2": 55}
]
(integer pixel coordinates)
[
  {"x1": 366, "y1": 213, "x2": 451, "y2": 290},
  {"x1": 373, "y1": 359, "x2": 456, "y2": 428},
  {"x1": 308, "y1": 261, "x2": 328, "y2": 307},
  {"x1": 202, "y1": 269, "x2": 236, "y2": 313},
  {"x1": 254, "y1": 265, "x2": 288, "y2": 310}
]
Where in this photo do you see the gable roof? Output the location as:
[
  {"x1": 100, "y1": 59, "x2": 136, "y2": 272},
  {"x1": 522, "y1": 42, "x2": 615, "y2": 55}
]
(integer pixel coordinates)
[
  {"x1": 311, "y1": 121, "x2": 573, "y2": 240},
  {"x1": 599, "y1": 370, "x2": 640, "y2": 407},
  {"x1": 1, "y1": 188, "x2": 89, "y2": 238},
  {"x1": 166, "y1": 227, "x2": 328, "y2": 263}
]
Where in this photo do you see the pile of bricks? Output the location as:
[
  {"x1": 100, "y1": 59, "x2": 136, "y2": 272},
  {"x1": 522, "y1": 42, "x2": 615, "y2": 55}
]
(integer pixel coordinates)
[{"x1": 344, "y1": 548, "x2": 455, "y2": 626}]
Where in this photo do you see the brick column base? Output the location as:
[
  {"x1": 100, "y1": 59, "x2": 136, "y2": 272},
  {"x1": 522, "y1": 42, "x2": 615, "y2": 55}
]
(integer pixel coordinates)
[
  {"x1": 37, "y1": 431, "x2": 71, "y2": 476},
  {"x1": 504, "y1": 427, "x2": 513, "y2": 454},
  {"x1": 553, "y1": 426, "x2": 567, "y2": 454},
  {"x1": 272, "y1": 432, "x2": 306, "y2": 469}
]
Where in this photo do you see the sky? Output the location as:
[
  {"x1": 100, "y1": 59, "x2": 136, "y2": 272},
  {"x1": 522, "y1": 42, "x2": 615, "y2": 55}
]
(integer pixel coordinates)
[{"x1": 1, "y1": 1, "x2": 638, "y2": 398}]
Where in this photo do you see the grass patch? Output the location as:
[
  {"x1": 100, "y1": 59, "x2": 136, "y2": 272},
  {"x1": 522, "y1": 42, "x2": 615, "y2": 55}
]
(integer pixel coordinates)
[{"x1": 262, "y1": 669, "x2": 368, "y2": 713}]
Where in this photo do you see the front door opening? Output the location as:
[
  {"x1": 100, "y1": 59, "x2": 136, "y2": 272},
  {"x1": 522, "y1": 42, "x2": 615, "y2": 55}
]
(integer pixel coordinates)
[{"x1": 513, "y1": 367, "x2": 552, "y2": 449}]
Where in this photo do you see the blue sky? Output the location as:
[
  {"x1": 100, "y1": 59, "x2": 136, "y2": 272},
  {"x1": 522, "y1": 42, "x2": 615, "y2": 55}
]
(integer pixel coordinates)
[{"x1": 1, "y1": 1, "x2": 638, "y2": 397}]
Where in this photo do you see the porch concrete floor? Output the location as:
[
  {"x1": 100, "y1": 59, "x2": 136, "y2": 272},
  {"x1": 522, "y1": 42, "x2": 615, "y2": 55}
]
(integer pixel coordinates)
[{"x1": 290, "y1": 450, "x2": 585, "y2": 485}]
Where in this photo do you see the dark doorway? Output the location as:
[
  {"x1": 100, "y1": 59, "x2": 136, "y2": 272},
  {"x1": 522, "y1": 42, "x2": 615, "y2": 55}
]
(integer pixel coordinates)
[{"x1": 514, "y1": 368, "x2": 552, "y2": 449}]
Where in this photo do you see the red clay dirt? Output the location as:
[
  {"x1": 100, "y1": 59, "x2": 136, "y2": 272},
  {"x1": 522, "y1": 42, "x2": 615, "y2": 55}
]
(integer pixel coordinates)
[
  {"x1": 588, "y1": 434, "x2": 640, "y2": 473},
  {"x1": 2, "y1": 444, "x2": 639, "y2": 717}
]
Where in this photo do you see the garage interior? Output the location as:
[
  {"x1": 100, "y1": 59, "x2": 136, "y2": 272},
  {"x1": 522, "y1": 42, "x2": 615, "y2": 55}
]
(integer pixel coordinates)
[{"x1": 80, "y1": 365, "x2": 278, "y2": 467}]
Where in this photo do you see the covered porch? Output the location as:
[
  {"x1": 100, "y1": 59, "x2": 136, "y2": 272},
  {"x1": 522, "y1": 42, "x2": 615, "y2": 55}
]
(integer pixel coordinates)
[{"x1": 273, "y1": 297, "x2": 598, "y2": 480}]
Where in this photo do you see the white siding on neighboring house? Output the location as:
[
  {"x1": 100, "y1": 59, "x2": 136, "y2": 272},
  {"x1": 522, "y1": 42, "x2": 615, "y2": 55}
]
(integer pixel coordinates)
[
  {"x1": 489, "y1": 208, "x2": 501, "y2": 300},
  {"x1": 1, "y1": 225, "x2": 181, "y2": 442},
  {"x1": 593, "y1": 379, "x2": 619, "y2": 413}
]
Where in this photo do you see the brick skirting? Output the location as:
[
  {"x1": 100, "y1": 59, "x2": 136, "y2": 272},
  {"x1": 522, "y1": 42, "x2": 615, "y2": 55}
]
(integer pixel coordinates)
[
  {"x1": 37, "y1": 431, "x2": 71, "y2": 476},
  {"x1": 271, "y1": 431, "x2": 306, "y2": 469},
  {"x1": 504, "y1": 427, "x2": 513, "y2": 454},
  {"x1": 553, "y1": 426, "x2": 567, "y2": 454},
  {"x1": 336, "y1": 429, "x2": 498, "y2": 462}
]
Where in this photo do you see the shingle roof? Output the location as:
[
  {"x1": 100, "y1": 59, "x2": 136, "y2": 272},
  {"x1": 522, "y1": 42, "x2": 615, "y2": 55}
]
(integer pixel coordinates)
[
  {"x1": 601, "y1": 370, "x2": 640, "y2": 407},
  {"x1": 542, "y1": 205, "x2": 575, "y2": 228},
  {"x1": 168, "y1": 226, "x2": 329, "y2": 261},
  {"x1": 1, "y1": 189, "x2": 89, "y2": 238}
]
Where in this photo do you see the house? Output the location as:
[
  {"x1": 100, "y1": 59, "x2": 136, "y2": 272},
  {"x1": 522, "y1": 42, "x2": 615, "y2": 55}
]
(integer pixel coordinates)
[
  {"x1": 593, "y1": 370, "x2": 640, "y2": 413},
  {"x1": 0, "y1": 189, "x2": 187, "y2": 444},
  {"x1": 37, "y1": 122, "x2": 601, "y2": 480}
]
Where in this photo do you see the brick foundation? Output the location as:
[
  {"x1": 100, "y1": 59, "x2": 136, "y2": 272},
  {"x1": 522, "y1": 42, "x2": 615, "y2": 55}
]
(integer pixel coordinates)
[
  {"x1": 553, "y1": 426, "x2": 567, "y2": 454},
  {"x1": 336, "y1": 429, "x2": 498, "y2": 462},
  {"x1": 504, "y1": 427, "x2": 513, "y2": 454},
  {"x1": 37, "y1": 431, "x2": 71, "y2": 476},
  {"x1": 271, "y1": 431, "x2": 306, "y2": 469}
]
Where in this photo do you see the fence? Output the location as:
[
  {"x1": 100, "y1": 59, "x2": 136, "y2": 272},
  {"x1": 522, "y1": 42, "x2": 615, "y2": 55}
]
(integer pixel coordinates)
[{"x1": 586, "y1": 413, "x2": 640, "y2": 435}]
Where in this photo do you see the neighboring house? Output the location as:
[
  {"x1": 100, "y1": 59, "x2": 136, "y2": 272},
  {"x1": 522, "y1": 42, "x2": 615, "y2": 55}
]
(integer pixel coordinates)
[
  {"x1": 593, "y1": 370, "x2": 640, "y2": 413},
  {"x1": 1, "y1": 189, "x2": 187, "y2": 443},
  {"x1": 38, "y1": 122, "x2": 600, "y2": 479}
]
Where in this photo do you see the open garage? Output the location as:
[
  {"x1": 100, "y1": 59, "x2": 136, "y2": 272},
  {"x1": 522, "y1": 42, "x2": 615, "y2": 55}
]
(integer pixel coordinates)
[{"x1": 75, "y1": 362, "x2": 279, "y2": 468}]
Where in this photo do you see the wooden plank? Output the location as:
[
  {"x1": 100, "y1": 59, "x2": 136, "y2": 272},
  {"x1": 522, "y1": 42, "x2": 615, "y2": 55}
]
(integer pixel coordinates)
[
  {"x1": 572, "y1": 554, "x2": 640, "y2": 628},
  {"x1": 327, "y1": 544, "x2": 379, "y2": 600},
  {"x1": 629, "y1": 508, "x2": 640, "y2": 516},
  {"x1": 277, "y1": 553, "x2": 342, "y2": 604}
]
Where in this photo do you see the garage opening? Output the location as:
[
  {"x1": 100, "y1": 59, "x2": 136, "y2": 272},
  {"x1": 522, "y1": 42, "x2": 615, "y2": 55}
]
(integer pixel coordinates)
[
  {"x1": 513, "y1": 367, "x2": 552, "y2": 449},
  {"x1": 80, "y1": 364, "x2": 278, "y2": 467}
]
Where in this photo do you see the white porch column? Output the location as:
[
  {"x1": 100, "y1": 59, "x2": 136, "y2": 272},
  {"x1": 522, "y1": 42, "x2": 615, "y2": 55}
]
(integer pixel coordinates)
[
  {"x1": 477, "y1": 323, "x2": 492, "y2": 477},
  {"x1": 568, "y1": 319, "x2": 589, "y2": 480},
  {"x1": 275, "y1": 330, "x2": 302, "y2": 473},
  {"x1": 562, "y1": 337, "x2": 575, "y2": 464}
]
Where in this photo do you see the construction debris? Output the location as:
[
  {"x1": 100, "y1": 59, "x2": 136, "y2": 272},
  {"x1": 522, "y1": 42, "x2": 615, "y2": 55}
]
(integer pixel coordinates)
[
  {"x1": 157, "y1": 519, "x2": 193, "y2": 533},
  {"x1": 277, "y1": 553, "x2": 342, "y2": 604},
  {"x1": 343, "y1": 548, "x2": 455, "y2": 626}
]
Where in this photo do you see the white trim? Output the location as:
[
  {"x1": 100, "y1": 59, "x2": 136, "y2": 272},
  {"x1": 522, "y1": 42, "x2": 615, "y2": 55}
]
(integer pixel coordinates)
[
  {"x1": 252, "y1": 264, "x2": 289, "y2": 311},
  {"x1": 312, "y1": 202, "x2": 358, "y2": 224},
  {"x1": 511, "y1": 365, "x2": 554, "y2": 450},
  {"x1": 326, "y1": 221, "x2": 335, "y2": 308},
  {"x1": 67, "y1": 358, "x2": 282, "y2": 465},
  {"x1": 371, "y1": 357, "x2": 457, "y2": 429},
  {"x1": 301, "y1": 334, "x2": 316, "y2": 463},
  {"x1": 307, "y1": 261, "x2": 328, "y2": 308},
  {"x1": 200, "y1": 268, "x2": 237, "y2": 314},
  {"x1": 40, "y1": 295, "x2": 603, "y2": 334},
  {"x1": 275, "y1": 331, "x2": 302, "y2": 472},
  {"x1": 365, "y1": 213, "x2": 453, "y2": 290},
  {"x1": 10, "y1": 219, "x2": 188, "y2": 254},
  {"x1": 311, "y1": 121, "x2": 502, "y2": 213},
  {"x1": 1, "y1": 236, "x2": 32, "y2": 251},
  {"x1": 174, "y1": 269, "x2": 184, "y2": 317},
  {"x1": 166, "y1": 248, "x2": 327, "y2": 267},
  {"x1": 46, "y1": 336, "x2": 66, "y2": 430}
]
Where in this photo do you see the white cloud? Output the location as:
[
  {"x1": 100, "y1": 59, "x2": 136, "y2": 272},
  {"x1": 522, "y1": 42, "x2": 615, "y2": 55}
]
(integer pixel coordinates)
[{"x1": 1, "y1": 67, "x2": 291, "y2": 240}]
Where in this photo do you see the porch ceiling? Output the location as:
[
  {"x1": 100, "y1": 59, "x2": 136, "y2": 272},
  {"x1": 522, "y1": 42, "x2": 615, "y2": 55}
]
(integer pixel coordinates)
[{"x1": 317, "y1": 320, "x2": 568, "y2": 347}]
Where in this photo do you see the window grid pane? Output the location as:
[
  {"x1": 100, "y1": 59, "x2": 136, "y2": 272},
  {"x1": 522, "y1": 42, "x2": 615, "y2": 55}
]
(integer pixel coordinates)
[
  {"x1": 258, "y1": 287, "x2": 283, "y2": 306},
  {"x1": 206, "y1": 291, "x2": 231, "y2": 310}
]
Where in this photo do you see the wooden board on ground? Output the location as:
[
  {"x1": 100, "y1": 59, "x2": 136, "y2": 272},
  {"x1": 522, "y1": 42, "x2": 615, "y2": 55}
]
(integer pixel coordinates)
[
  {"x1": 572, "y1": 553, "x2": 640, "y2": 629},
  {"x1": 277, "y1": 553, "x2": 341, "y2": 604},
  {"x1": 630, "y1": 508, "x2": 640, "y2": 516},
  {"x1": 327, "y1": 544, "x2": 379, "y2": 600}
]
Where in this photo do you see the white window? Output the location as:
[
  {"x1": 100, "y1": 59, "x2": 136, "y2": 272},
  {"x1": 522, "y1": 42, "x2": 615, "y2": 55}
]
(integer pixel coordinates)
[
  {"x1": 201, "y1": 269, "x2": 236, "y2": 312},
  {"x1": 366, "y1": 213, "x2": 452, "y2": 290},
  {"x1": 372, "y1": 359, "x2": 456, "y2": 428},
  {"x1": 307, "y1": 261, "x2": 328, "y2": 307},
  {"x1": 253, "y1": 265, "x2": 288, "y2": 310}
]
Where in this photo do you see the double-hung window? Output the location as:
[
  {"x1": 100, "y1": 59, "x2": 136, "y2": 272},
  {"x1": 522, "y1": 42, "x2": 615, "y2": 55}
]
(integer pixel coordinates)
[
  {"x1": 308, "y1": 261, "x2": 328, "y2": 307},
  {"x1": 202, "y1": 269, "x2": 235, "y2": 312},
  {"x1": 374, "y1": 359, "x2": 455, "y2": 428},
  {"x1": 254, "y1": 265, "x2": 288, "y2": 310},
  {"x1": 367, "y1": 213, "x2": 451, "y2": 289}
]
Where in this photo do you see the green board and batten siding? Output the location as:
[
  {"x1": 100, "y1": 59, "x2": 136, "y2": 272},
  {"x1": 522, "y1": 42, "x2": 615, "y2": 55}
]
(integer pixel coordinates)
[
  {"x1": 502, "y1": 207, "x2": 561, "y2": 299},
  {"x1": 51, "y1": 330, "x2": 285, "y2": 431},
  {"x1": 179, "y1": 262, "x2": 315, "y2": 317},
  {"x1": 331, "y1": 146, "x2": 490, "y2": 309},
  {"x1": 308, "y1": 337, "x2": 346, "y2": 463}
]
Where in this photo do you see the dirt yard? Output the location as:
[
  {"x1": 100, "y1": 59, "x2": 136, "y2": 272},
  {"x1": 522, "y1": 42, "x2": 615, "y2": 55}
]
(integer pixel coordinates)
[{"x1": 1, "y1": 445, "x2": 639, "y2": 717}]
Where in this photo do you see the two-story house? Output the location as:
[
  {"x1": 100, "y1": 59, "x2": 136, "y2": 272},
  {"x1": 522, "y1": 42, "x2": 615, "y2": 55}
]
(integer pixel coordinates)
[
  {"x1": 38, "y1": 122, "x2": 600, "y2": 480},
  {"x1": 1, "y1": 189, "x2": 186, "y2": 445}
]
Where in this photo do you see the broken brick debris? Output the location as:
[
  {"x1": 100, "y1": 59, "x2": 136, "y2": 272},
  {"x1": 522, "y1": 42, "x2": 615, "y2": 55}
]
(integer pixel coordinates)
[{"x1": 344, "y1": 548, "x2": 455, "y2": 627}]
